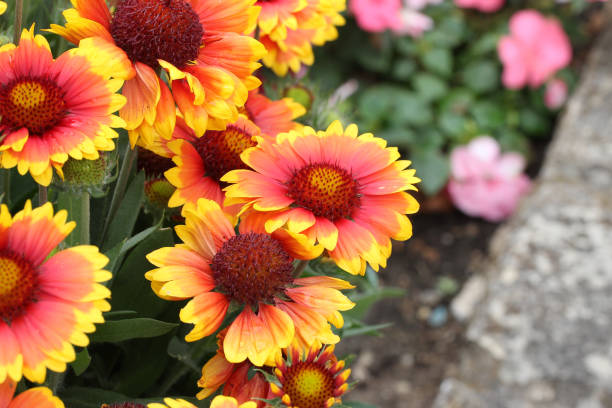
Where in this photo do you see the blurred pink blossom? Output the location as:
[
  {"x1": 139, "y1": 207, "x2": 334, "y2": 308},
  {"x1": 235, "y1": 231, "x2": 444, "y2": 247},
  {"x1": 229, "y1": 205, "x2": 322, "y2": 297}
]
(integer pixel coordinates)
[
  {"x1": 350, "y1": 0, "x2": 404, "y2": 33},
  {"x1": 396, "y1": 9, "x2": 433, "y2": 37},
  {"x1": 544, "y1": 78, "x2": 568, "y2": 109},
  {"x1": 350, "y1": 0, "x2": 436, "y2": 36},
  {"x1": 448, "y1": 136, "x2": 531, "y2": 222},
  {"x1": 454, "y1": 0, "x2": 505, "y2": 12},
  {"x1": 498, "y1": 10, "x2": 572, "y2": 89},
  {"x1": 406, "y1": 0, "x2": 444, "y2": 10}
]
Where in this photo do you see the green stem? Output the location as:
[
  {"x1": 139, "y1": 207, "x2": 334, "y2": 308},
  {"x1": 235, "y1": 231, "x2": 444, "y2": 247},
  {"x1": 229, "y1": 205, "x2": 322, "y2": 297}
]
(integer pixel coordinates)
[
  {"x1": 293, "y1": 259, "x2": 309, "y2": 278},
  {"x1": 80, "y1": 191, "x2": 90, "y2": 245},
  {"x1": 38, "y1": 185, "x2": 47, "y2": 205},
  {"x1": 13, "y1": 0, "x2": 23, "y2": 44},
  {"x1": 47, "y1": 371, "x2": 65, "y2": 394},
  {"x1": 101, "y1": 146, "x2": 137, "y2": 243}
]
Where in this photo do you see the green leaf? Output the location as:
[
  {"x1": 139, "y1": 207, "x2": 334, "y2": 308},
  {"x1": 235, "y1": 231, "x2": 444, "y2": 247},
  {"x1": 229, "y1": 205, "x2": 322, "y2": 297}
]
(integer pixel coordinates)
[
  {"x1": 391, "y1": 58, "x2": 417, "y2": 81},
  {"x1": 423, "y1": 14, "x2": 466, "y2": 48},
  {"x1": 103, "y1": 171, "x2": 145, "y2": 251},
  {"x1": 376, "y1": 127, "x2": 416, "y2": 148},
  {"x1": 342, "y1": 402, "x2": 378, "y2": 408},
  {"x1": 341, "y1": 321, "x2": 394, "y2": 338},
  {"x1": 411, "y1": 148, "x2": 450, "y2": 195},
  {"x1": 469, "y1": 32, "x2": 502, "y2": 56},
  {"x1": 358, "y1": 86, "x2": 396, "y2": 121},
  {"x1": 110, "y1": 228, "x2": 174, "y2": 317},
  {"x1": 440, "y1": 88, "x2": 475, "y2": 116},
  {"x1": 391, "y1": 92, "x2": 433, "y2": 127},
  {"x1": 90, "y1": 318, "x2": 178, "y2": 343},
  {"x1": 461, "y1": 60, "x2": 499, "y2": 94},
  {"x1": 54, "y1": 191, "x2": 87, "y2": 247},
  {"x1": 412, "y1": 72, "x2": 448, "y2": 102},
  {"x1": 519, "y1": 108, "x2": 551, "y2": 137},
  {"x1": 346, "y1": 287, "x2": 405, "y2": 320},
  {"x1": 71, "y1": 349, "x2": 91, "y2": 376},
  {"x1": 470, "y1": 101, "x2": 505, "y2": 130},
  {"x1": 438, "y1": 111, "x2": 468, "y2": 138},
  {"x1": 421, "y1": 48, "x2": 453, "y2": 78}
]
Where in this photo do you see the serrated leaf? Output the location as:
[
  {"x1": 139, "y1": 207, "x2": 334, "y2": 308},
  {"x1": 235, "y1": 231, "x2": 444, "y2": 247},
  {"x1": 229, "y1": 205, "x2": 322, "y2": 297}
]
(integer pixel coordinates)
[{"x1": 90, "y1": 318, "x2": 177, "y2": 343}]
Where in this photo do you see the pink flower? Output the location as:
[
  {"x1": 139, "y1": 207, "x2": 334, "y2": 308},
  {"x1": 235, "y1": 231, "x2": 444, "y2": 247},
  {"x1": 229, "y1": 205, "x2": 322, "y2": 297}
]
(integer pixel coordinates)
[
  {"x1": 498, "y1": 10, "x2": 572, "y2": 89},
  {"x1": 396, "y1": 9, "x2": 433, "y2": 37},
  {"x1": 350, "y1": 0, "x2": 404, "y2": 33},
  {"x1": 454, "y1": 0, "x2": 505, "y2": 12},
  {"x1": 448, "y1": 136, "x2": 531, "y2": 222},
  {"x1": 406, "y1": 0, "x2": 444, "y2": 10},
  {"x1": 544, "y1": 78, "x2": 568, "y2": 109}
]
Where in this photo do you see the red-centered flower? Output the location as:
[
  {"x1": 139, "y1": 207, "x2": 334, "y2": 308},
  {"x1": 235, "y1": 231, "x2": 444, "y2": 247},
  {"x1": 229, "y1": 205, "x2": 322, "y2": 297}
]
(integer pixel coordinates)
[
  {"x1": 0, "y1": 201, "x2": 111, "y2": 383},
  {"x1": 222, "y1": 120, "x2": 420, "y2": 275},
  {"x1": 243, "y1": 89, "x2": 306, "y2": 138},
  {"x1": 197, "y1": 329, "x2": 271, "y2": 407},
  {"x1": 269, "y1": 344, "x2": 350, "y2": 408},
  {"x1": 0, "y1": 27, "x2": 126, "y2": 186},
  {"x1": 258, "y1": 0, "x2": 345, "y2": 76},
  {"x1": 0, "y1": 380, "x2": 64, "y2": 408},
  {"x1": 50, "y1": 0, "x2": 266, "y2": 147},
  {"x1": 145, "y1": 199, "x2": 354, "y2": 366},
  {"x1": 165, "y1": 116, "x2": 261, "y2": 213}
]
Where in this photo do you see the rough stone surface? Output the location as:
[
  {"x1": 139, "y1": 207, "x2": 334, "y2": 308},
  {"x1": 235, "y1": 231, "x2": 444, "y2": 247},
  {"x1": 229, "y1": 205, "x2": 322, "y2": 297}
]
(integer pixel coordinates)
[{"x1": 433, "y1": 25, "x2": 612, "y2": 408}]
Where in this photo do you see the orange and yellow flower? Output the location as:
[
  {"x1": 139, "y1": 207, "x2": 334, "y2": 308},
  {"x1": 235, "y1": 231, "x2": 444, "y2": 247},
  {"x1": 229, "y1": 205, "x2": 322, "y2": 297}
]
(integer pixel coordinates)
[
  {"x1": 256, "y1": 0, "x2": 346, "y2": 76},
  {"x1": 0, "y1": 380, "x2": 64, "y2": 408},
  {"x1": 0, "y1": 27, "x2": 126, "y2": 186},
  {"x1": 197, "y1": 329, "x2": 271, "y2": 406},
  {"x1": 269, "y1": 344, "x2": 350, "y2": 408},
  {"x1": 145, "y1": 199, "x2": 354, "y2": 366},
  {"x1": 0, "y1": 201, "x2": 111, "y2": 384},
  {"x1": 165, "y1": 116, "x2": 261, "y2": 212},
  {"x1": 0, "y1": 2, "x2": 6, "y2": 15},
  {"x1": 222, "y1": 120, "x2": 420, "y2": 275},
  {"x1": 242, "y1": 89, "x2": 305, "y2": 138},
  {"x1": 50, "y1": 0, "x2": 266, "y2": 146},
  {"x1": 149, "y1": 396, "x2": 256, "y2": 408}
]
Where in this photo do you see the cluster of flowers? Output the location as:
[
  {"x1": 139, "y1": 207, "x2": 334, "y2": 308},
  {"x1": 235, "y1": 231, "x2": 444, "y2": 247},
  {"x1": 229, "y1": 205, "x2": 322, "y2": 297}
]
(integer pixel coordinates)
[
  {"x1": 349, "y1": 0, "x2": 581, "y2": 221},
  {"x1": 0, "y1": 1, "x2": 420, "y2": 407}
]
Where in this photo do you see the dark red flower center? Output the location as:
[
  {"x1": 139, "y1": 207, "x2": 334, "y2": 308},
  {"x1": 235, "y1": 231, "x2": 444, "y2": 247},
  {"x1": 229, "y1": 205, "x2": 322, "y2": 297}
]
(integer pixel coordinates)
[
  {"x1": 286, "y1": 163, "x2": 360, "y2": 221},
  {"x1": 110, "y1": 0, "x2": 203, "y2": 69},
  {"x1": 137, "y1": 147, "x2": 174, "y2": 178},
  {"x1": 0, "y1": 251, "x2": 38, "y2": 324},
  {"x1": 193, "y1": 124, "x2": 257, "y2": 182},
  {"x1": 210, "y1": 233, "x2": 294, "y2": 306},
  {"x1": 0, "y1": 77, "x2": 66, "y2": 135},
  {"x1": 283, "y1": 362, "x2": 335, "y2": 408}
]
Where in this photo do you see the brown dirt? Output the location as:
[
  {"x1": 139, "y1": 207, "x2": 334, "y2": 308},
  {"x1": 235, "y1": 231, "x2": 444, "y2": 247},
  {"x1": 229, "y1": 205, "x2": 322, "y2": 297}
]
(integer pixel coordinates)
[{"x1": 337, "y1": 212, "x2": 498, "y2": 408}]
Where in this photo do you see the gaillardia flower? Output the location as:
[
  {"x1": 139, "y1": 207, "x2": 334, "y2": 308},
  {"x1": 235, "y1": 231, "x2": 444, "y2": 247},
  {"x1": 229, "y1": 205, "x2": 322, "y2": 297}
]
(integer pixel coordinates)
[
  {"x1": 0, "y1": 380, "x2": 64, "y2": 408},
  {"x1": 258, "y1": 0, "x2": 346, "y2": 76},
  {"x1": 242, "y1": 89, "x2": 306, "y2": 138},
  {"x1": 50, "y1": 0, "x2": 266, "y2": 146},
  {"x1": 145, "y1": 199, "x2": 354, "y2": 366},
  {"x1": 0, "y1": 201, "x2": 111, "y2": 383},
  {"x1": 149, "y1": 396, "x2": 256, "y2": 408},
  {"x1": 165, "y1": 116, "x2": 261, "y2": 211},
  {"x1": 197, "y1": 329, "x2": 271, "y2": 406},
  {"x1": 269, "y1": 344, "x2": 350, "y2": 408},
  {"x1": 223, "y1": 121, "x2": 420, "y2": 275},
  {"x1": 0, "y1": 27, "x2": 126, "y2": 186}
]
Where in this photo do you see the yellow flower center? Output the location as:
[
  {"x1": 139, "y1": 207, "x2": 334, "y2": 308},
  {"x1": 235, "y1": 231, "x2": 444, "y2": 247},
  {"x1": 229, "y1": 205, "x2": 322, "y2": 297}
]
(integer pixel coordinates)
[
  {"x1": 283, "y1": 362, "x2": 335, "y2": 408},
  {"x1": 287, "y1": 163, "x2": 361, "y2": 221},
  {"x1": 210, "y1": 233, "x2": 294, "y2": 306},
  {"x1": 0, "y1": 251, "x2": 37, "y2": 323},
  {"x1": 0, "y1": 77, "x2": 66, "y2": 135},
  {"x1": 110, "y1": 0, "x2": 203, "y2": 69},
  {"x1": 193, "y1": 124, "x2": 257, "y2": 182}
]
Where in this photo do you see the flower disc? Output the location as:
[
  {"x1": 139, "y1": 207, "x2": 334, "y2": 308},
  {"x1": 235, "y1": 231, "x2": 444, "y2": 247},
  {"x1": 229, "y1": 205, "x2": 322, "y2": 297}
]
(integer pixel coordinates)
[
  {"x1": 0, "y1": 251, "x2": 37, "y2": 323},
  {"x1": 110, "y1": 0, "x2": 203, "y2": 68}
]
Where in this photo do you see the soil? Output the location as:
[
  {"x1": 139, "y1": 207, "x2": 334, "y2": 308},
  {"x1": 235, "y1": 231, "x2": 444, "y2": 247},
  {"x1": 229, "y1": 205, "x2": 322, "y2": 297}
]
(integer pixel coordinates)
[{"x1": 337, "y1": 212, "x2": 497, "y2": 408}]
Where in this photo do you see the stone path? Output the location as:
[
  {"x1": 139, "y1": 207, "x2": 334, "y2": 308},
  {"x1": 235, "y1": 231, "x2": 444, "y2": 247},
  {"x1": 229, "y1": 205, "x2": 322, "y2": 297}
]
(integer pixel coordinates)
[{"x1": 433, "y1": 24, "x2": 612, "y2": 408}]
